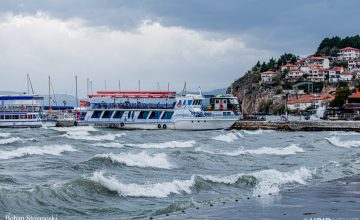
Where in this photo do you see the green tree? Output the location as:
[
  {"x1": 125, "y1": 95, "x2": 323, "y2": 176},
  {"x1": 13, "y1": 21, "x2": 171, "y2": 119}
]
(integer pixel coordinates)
[{"x1": 330, "y1": 84, "x2": 351, "y2": 107}]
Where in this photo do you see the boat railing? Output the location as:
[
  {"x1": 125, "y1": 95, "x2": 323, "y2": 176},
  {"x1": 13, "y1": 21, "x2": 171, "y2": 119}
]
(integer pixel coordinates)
[
  {"x1": 90, "y1": 102, "x2": 176, "y2": 110},
  {"x1": 173, "y1": 113, "x2": 240, "y2": 119},
  {"x1": 0, "y1": 106, "x2": 42, "y2": 112}
]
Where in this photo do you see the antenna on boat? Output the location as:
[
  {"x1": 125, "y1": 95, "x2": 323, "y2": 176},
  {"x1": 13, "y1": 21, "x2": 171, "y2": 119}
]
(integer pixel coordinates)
[
  {"x1": 138, "y1": 80, "x2": 141, "y2": 92},
  {"x1": 104, "y1": 80, "x2": 107, "y2": 91},
  {"x1": 157, "y1": 82, "x2": 160, "y2": 91},
  {"x1": 90, "y1": 80, "x2": 93, "y2": 94},
  {"x1": 198, "y1": 86, "x2": 202, "y2": 96},
  {"x1": 167, "y1": 82, "x2": 170, "y2": 92},
  {"x1": 118, "y1": 80, "x2": 121, "y2": 91},
  {"x1": 182, "y1": 82, "x2": 187, "y2": 96},
  {"x1": 48, "y1": 76, "x2": 52, "y2": 112}
]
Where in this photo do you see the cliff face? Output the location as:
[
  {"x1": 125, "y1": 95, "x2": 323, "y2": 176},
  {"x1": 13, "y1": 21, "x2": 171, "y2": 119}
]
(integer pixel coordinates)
[{"x1": 230, "y1": 72, "x2": 286, "y2": 114}]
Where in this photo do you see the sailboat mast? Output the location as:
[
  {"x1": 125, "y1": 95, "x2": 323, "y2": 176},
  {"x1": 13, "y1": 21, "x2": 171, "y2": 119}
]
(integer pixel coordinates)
[
  {"x1": 75, "y1": 75, "x2": 78, "y2": 108},
  {"x1": 48, "y1": 76, "x2": 51, "y2": 109}
]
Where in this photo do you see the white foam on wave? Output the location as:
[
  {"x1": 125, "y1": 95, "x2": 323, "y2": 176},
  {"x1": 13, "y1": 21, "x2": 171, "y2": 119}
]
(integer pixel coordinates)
[
  {"x1": 0, "y1": 137, "x2": 22, "y2": 145},
  {"x1": 0, "y1": 144, "x2": 77, "y2": 159},
  {"x1": 199, "y1": 167, "x2": 312, "y2": 195},
  {"x1": 56, "y1": 126, "x2": 126, "y2": 141},
  {"x1": 326, "y1": 136, "x2": 360, "y2": 148},
  {"x1": 330, "y1": 131, "x2": 360, "y2": 136},
  {"x1": 93, "y1": 151, "x2": 173, "y2": 169},
  {"x1": 0, "y1": 133, "x2": 11, "y2": 138},
  {"x1": 196, "y1": 144, "x2": 304, "y2": 156},
  {"x1": 212, "y1": 132, "x2": 243, "y2": 143},
  {"x1": 243, "y1": 129, "x2": 274, "y2": 135},
  {"x1": 92, "y1": 142, "x2": 124, "y2": 148},
  {"x1": 89, "y1": 167, "x2": 312, "y2": 198},
  {"x1": 89, "y1": 171, "x2": 193, "y2": 198},
  {"x1": 127, "y1": 140, "x2": 196, "y2": 149}
]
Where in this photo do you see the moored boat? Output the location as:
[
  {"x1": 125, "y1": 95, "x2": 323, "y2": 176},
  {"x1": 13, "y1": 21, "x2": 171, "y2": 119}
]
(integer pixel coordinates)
[
  {"x1": 80, "y1": 91, "x2": 241, "y2": 130},
  {"x1": 0, "y1": 95, "x2": 43, "y2": 128}
]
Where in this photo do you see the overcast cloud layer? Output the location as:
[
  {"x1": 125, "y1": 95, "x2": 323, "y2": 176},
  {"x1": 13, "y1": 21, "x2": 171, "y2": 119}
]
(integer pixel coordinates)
[{"x1": 0, "y1": 0, "x2": 359, "y2": 96}]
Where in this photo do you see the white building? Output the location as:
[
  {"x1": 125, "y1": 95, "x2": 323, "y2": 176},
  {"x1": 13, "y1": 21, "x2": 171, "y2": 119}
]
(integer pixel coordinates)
[
  {"x1": 281, "y1": 63, "x2": 296, "y2": 72},
  {"x1": 260, "y1": 71, "x2": 276, "y2": 82},
  {"x1": 328, "y1": 67, "x2": 344, "y2": 83},
  {"x1": 286, "y1": 69, "x2": 304, "y2": 81},
  {"x1": 305, "y1": 56, "x2": 330, "y2": 69},
  {"x1": 338, "y1": 47, "x2": 360, "y2": 60},
  {"x1": 340, "y1": 72, "x2": 353, "y2": 81}
]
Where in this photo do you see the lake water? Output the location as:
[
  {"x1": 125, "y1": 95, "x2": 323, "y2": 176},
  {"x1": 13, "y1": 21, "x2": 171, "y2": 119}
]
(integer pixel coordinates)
[{"x1": 1, "y1": 126, "x2": 360, "y2": 219}]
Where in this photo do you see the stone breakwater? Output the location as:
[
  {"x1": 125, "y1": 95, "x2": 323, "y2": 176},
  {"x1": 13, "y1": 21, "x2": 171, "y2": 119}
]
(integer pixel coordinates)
[{"x1": 232, "y1": 120, "x2": 360, "y2": 131}]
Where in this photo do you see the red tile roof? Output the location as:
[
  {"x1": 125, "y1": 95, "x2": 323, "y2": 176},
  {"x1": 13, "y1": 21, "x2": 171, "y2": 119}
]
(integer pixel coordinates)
[
  {"x1": 282, "y1": 63, "x2": 295, "y2": 67},
  {"x1": 340, "y1": 47, "x2": 360, "y2": 51},
  {"x1": 288, "y1": 94, "x2": 334, "y2": 104},
  {"x1": 261, "y1": 71, "x2": 276, "y2": 75}
]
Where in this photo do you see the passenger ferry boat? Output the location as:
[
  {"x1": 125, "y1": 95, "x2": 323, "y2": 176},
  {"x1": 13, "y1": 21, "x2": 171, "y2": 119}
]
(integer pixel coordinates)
[
  {"x1": 81, "y1": 91, "x2": 240, "y2": 130},
  {"x1": 0, "y1": 95, "x2": 43, "y2": 128}
]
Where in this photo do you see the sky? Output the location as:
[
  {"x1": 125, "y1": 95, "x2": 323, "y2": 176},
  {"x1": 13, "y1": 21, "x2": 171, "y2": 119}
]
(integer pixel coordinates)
[{"x1": 0, "y1": 0, "x2": 359, "y2": 97}]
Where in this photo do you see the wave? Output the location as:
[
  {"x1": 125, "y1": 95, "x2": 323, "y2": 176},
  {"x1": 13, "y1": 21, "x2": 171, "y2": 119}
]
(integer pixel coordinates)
[
  {"x1": 50, "y1": 126, "x2": 98, "y2": 132},
  {"x1": 0, "y1": 137, "x2": 23, "y2": 145},
  {"x1": 0, "y1": 144, "x2": 77, "y2": 160},
  {"x1": 93, "y1": 152, "x2": 173, "y2": 169},
  {"x1": 212, "y1": 132, "x2": 243, "y2": 143},
  {"x1": 243, "y1": 129, "x2": 274, "y2": 135},
  {"x1": 0, "y1": 132, "x2": 11, "y2": 138},
  {"x1": 326, "y1": 136, "x2": 360, "y2": 148},
  {"x1": 88, "y1": 167, "x2": 312, "y2": 198},
  {"x1": 196, "y1": 144, "x2": 304, "y2": 156},
  {"x1": 92, "y1": 142, "x2": 124, "y2": 148},
  {"x1": 329, "y1": 131, "x2": 360, "y2": 136},
  {"x1": 89, "y1": 171, "x2": 194, "y2": 198},
  {"x1": 60, "y1": 127, "x2": 125, "y2": 141},
  {"x1": 127, "y1": 140, "x2": 196, "y2": 149}
]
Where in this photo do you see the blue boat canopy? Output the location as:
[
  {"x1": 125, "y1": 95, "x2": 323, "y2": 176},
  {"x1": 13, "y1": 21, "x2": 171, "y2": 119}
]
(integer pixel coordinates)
[{"x1": 0, "y1": 96, "x2": 44, "y2": 101}]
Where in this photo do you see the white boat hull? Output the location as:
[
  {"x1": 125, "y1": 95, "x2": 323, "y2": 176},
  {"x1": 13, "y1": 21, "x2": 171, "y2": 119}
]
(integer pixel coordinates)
[{"x1": 0, "y1": 120, "x2": 42, "y2": 128}]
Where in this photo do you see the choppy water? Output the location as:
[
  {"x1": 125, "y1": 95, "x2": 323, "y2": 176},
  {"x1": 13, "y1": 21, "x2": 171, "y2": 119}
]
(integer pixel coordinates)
[{"x1": 1, "y1": 126, "x2": 360, "y2": 219}]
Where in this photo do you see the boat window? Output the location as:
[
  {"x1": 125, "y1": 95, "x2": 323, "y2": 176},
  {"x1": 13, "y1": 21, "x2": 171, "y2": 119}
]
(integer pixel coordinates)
[
  {"x1": 177, "y1": 100, "x2": 182, "y2": 106},
  {"x1": 13, "y1": 115, "x2": 19, "y2": 120},
  {"x1": 161, "y1": 111, "x2": 174, "y2": 119},
  {"x1": 91, "y1": 111, "x2": 102, "y2": 118},
  {"x1": 188, "y1": 100, "x2": 193, "y2": 105},
  {"x1": 183, "y1": 100, "x2": 186, "y2": 105},
  {"x1": 199, "y1": 100, "x2": 203, "y2": 105},
  {"x1": 113, "y1": 111, "x2": 124, "y2": 119},
  {"x1": 149, "y1": 111, "x2": 161, "y2": 119},
  {"x1": 102, "y1": 111, "x2": 113, "y2": 119},
  {"x1": 0, "y1": 115, "x2": 3, "y2": 120},
  {"x1": 5, "y1": 115, "x2": 10, "y2": 119},
  {"x1": 20, "y1": 115, "x2": 27, "y2": 119},
  {"x1": 222, "y1": 100, "x2": 227, "y2": 104},
  {"x1": 215, "y1": 100, "x2": 220, "y2": 104},
  {"x1": 128, "y1": 111, "x2": 132, "y2": 119},
  {"x1": 193, "y1": 100, "x2": 197, "y2": 105},
  {"x1": 138, "y1": 111, "x2": 150, "y2": 119}
]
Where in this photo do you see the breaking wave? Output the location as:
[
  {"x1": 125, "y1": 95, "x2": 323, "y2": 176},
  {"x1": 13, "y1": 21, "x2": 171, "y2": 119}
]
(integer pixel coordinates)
[
  {"x1": 88, "y1": 167, "x2": 312, "y2": 198},
  {"x1": 329, "y1": 131, "x2": 360, "y2": 136},
  {"x1": 57, "y1": 126, "x2": 126, "y2": 141},
  {"x1": 91, "y1": 142, "x2": 124, "y2": 148},
  {"x1": 243, "y1": 129, "x2": 274, "y2": 135},
  {"x1": 0, "y1": 144, "x2": 77, "y2": 160},
  {"x1": 0, "y1": 137, "x2": 23, "y2": 145},
  {"x1": 0, "y1": 132, "x2": 11, "y2": 138},
  {"x1": 196, "y1": 144, "x2": 304, "y2": 156},
  {"x1": 212, "y1": 132, "x2": 243, "y2": 143},
  {"x1": 93, "y1": 152, "x2": 173, "y2": 169},
  {"x1": 127, "y1": 140, "x2": 196, "y2": 149},
  {"x1": 326, "y1": 136, "x2": 360, "y2": 148}
]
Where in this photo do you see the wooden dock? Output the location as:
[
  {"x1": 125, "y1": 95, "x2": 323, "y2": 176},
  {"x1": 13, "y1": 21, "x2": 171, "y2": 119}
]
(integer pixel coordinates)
[{"x1": 232, "y1": 120, "x2": 360, "y2": 131}]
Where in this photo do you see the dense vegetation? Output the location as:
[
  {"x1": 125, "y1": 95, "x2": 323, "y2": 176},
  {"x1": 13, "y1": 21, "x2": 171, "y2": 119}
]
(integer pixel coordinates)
[
  {"x1": 316, "y1": 35, "x2": 360, "y2": 56},
  {"x1": 330, "y1": 82, "x2": 351, "y2": 108}
]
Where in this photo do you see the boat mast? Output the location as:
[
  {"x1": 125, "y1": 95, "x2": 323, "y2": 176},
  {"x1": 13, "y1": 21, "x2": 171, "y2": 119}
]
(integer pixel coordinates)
[
  {"x1": 27, "y1": 74, "x2": 30, "y2": 94},
  {"x1": 48, "y1": 76, "x2": 51, "y2": 112},
  {"x1": 75, "y1": 75, "x2": 78, "y2": 108}
]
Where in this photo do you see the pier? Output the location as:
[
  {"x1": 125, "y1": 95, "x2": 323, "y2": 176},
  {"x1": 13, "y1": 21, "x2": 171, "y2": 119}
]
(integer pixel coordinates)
[{"x1": 232, "y1": 120, "x2": 360, "y2": 131}]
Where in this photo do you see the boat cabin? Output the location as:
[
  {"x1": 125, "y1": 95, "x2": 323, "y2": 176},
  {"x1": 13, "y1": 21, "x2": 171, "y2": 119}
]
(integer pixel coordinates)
[{"x1": 206, "y1": 96, "x2": 240, "y2": 114}]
